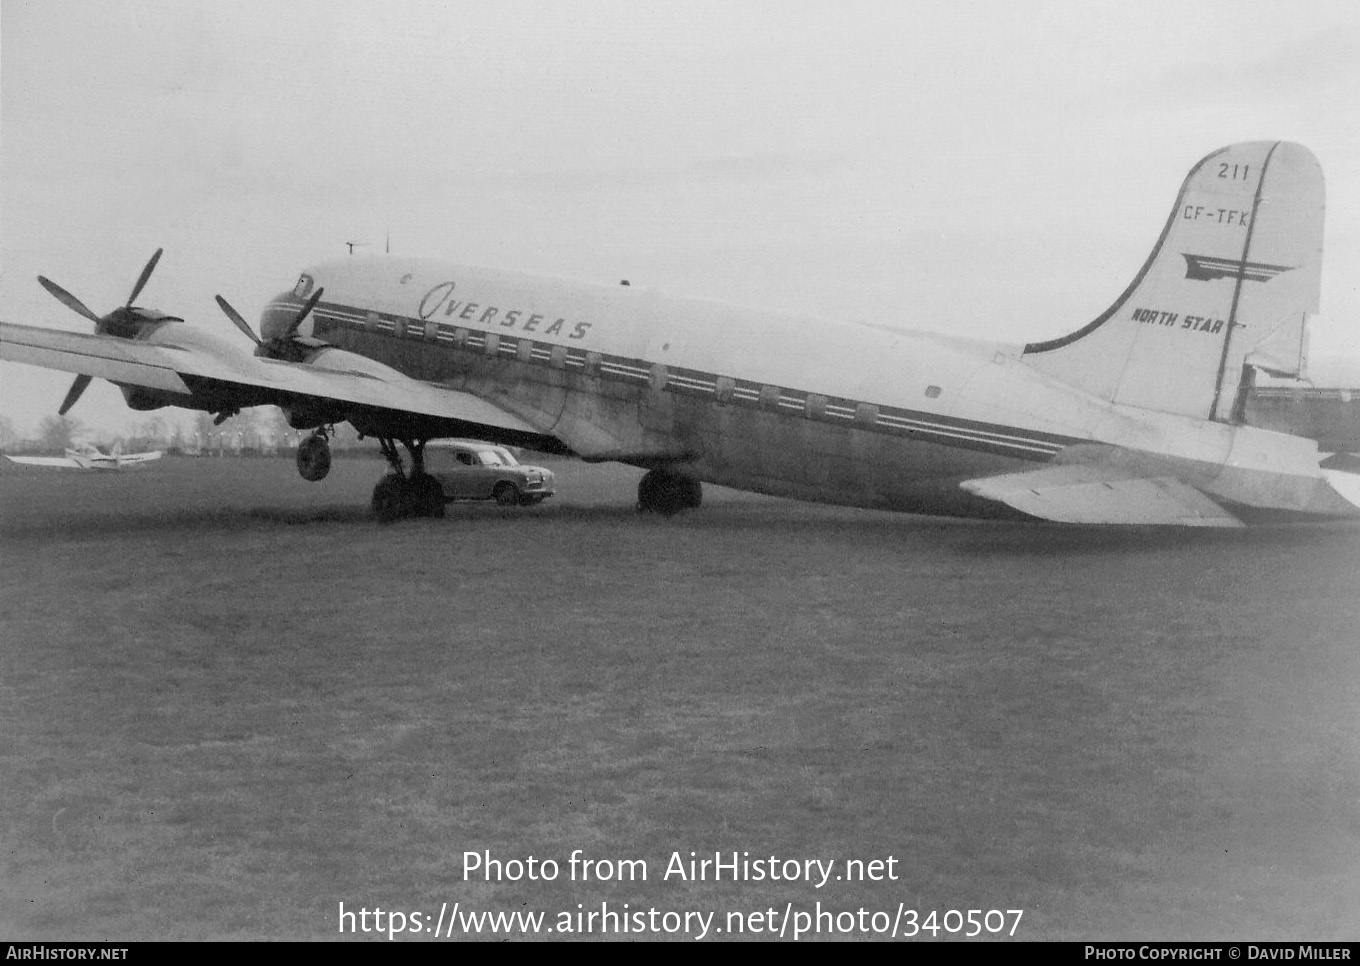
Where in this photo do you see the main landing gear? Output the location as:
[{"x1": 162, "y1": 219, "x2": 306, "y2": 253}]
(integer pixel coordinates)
[
  {"x1": 296, "y1": 428, "x2": 332, "y2": 481},
  {"x1": 371, "y1": 437, "x2": 446, "y2": 523},
  {"x1": 637, "y1": 468, "x2": 702, "y2": 516}
]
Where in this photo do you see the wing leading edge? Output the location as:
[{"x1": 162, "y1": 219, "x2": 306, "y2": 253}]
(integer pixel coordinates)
[
  {"x1": 5, "y1": 455, "x2": 85, "y2": 468},
  {"x1": 0, "y1": 320, "x2": 543, "y2": 437}
]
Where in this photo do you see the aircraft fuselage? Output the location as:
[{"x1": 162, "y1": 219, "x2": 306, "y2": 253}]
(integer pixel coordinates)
[{"x1": 258, "y1": 257, "x2": 1355, "y2": 521}]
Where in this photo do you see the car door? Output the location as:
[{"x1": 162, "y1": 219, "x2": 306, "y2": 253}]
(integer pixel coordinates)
[
  {"x1": 470, "y1": 451, "x2": 502, "y2": 498},
  {"x1": 448, "y1": 450, "x2": 480, "y2": 499}
]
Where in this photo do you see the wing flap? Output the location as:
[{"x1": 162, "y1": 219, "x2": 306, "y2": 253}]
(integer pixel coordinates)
[{"x1": 960, "y1": 464, "x2": 1244, "y2": 527}]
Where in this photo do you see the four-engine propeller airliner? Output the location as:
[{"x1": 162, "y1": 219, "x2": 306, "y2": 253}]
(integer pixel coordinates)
[{"x1": 3, "y1": 140, "x2": 1359, "y2": 525}]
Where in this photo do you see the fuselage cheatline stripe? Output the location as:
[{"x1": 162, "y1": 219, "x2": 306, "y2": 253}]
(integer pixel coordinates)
[{"x1": 270, "y1": 297, "x2": 1079, "y2": 461}]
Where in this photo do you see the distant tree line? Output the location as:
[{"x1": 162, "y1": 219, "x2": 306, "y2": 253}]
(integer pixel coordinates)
[{"x1": 1, "y1": 406, "x2": 373, "y2": 457}]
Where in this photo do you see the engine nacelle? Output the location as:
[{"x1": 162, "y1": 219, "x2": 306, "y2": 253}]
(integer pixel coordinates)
[
  {"x1": 274, "y1": 345, "x2": 403, "y2": 431},
  {"x1": 119, "y1": 384, "x2": 187, "y2": 411},
  {"x1": 285, "y1": 406, "x2": 344, "y2": 430}
]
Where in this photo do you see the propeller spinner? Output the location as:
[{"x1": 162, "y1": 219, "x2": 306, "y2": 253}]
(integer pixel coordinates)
[
  {"x1": 215, "y1": 286, "x2": 325, "y2": 363},
  {"x1": 36, "y1": 249, "x2": 173, "y2": 414}
]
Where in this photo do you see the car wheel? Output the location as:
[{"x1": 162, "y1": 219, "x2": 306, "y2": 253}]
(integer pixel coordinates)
[{"x1": 493, "y1": 482, "x2": 519, "y2": 506}]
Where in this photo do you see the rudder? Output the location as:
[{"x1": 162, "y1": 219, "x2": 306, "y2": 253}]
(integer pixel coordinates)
[{"x1": 1022, "y1": 141, "x2": 1323, "y2": 422}]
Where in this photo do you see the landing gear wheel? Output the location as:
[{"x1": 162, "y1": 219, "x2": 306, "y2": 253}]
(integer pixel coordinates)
[
  {"x1": 410, "y1": 472, "x2": 446, "y2": 518},
  {"x1": 493, "y1": 482, "x2": 520, "y2": 507},
  {"x1": 637, "y1": 469, "x2": 702, "y2": 515},
  {"x1": 371, "y1": 473, "x2": 408, "y2": 523},
  {"x1": 679, "y1": 476, "x2": 702, "y2": 509},
  {"x1": 296, "y1": 432, "x2": 332, "y2": 481},
  {"x1": 370, "y1": 437, "x2": 451, "y2": 522}
]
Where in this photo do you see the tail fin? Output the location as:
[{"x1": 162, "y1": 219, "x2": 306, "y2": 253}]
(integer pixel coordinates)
[{"x1": 1022, "y1": 141, "x2": 1323, "y2": 422}]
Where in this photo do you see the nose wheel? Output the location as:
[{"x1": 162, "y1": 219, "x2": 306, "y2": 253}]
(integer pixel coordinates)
[{"x1": 371, "y1": 437, "x2": 446, "y2": 522}]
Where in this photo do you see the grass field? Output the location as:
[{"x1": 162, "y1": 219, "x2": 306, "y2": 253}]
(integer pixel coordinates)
[{"x1": 1, "y1": 455, "x2": 1358, "y2": 940}]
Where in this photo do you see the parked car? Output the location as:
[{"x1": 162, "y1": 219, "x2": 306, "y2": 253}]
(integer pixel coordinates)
[{"x1": 429, "y1": 441, "x2": 555, "y2": 506}]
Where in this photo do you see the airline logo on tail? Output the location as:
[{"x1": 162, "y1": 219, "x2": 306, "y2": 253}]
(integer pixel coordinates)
[{"x1": 1182, "y1": 254, "x2": 1297, "y2": 283}]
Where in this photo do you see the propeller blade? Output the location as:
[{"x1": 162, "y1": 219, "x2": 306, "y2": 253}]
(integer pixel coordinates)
[
  {"x1": 37, "y1": 276, "x2": 103, "y2": 324},
  {"x1": 215, "y1": 295, "x2": 262, "y2": 346},
  {"x1": 286, "y1": 286, "x2": 325, "y2": 338},
  {"x1": 126, "y1": 248, "x2": 163, "y2": 307},
  {"x1": 58, "y1": 374, "x2": 92, "y2": 415}
]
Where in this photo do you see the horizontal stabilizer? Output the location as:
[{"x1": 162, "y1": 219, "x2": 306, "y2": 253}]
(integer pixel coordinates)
[{"x1": 960, "y1": 464, "x2": 1244, "y2": 527}]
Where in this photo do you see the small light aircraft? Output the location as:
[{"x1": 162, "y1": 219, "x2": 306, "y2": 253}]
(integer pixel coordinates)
[
  {"x1": 5, "y1": 441, "x2": 162, "y2": 470},
  {"x1": 2, "y1": 140, "x2": 1358, "y2": 525}
]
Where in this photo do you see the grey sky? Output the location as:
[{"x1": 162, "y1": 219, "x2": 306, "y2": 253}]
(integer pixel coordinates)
[{"x1": 3, "y1": 0, "x2": 1359, "y2": 437}]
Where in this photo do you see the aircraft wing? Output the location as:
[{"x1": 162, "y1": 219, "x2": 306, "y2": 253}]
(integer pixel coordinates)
[
  {"x1": 117, "y1": 451, "x2": 163, "y2": 464},
  {"x1": 959, "y1": 463, "x2": 1245, "y2": 527},
  {"x1": 5, "y1": 455, "x2": 85, "y2": 468},
  {"x1": 0, "y1": 321, "x2": 542, "y2": 435}
]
